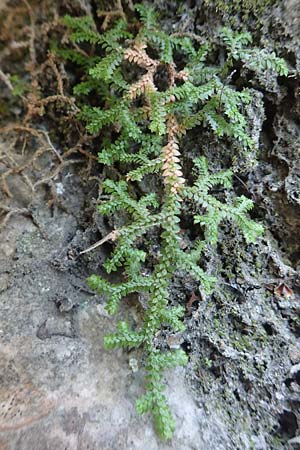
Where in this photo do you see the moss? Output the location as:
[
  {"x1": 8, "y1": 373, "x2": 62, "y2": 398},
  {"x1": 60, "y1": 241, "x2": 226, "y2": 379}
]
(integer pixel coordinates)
[
  {"x1": 204, "y1": 0, "x2": 278, "y2": 26},
  {"x1": 233, "y1": 335, "x2": 252, "y2": 351},
  {"x1": 0, "y1": 100, "x2": 10, "y2": 116},
  {"x1": 201, "y1": 357, "x2": 213, "y2": 369},
  {"x1": 9, "y1": 74, "x2": 28, "y2": 98}
]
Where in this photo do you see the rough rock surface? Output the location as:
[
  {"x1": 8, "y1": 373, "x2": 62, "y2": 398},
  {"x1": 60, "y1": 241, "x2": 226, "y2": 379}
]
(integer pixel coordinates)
[{"x1": 1, "y1": 1, "x2": 300, "y2": 449}]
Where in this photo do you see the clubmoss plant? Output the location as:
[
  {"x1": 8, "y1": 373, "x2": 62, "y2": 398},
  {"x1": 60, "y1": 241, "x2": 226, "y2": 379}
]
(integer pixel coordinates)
[{"x1": 60, "y1": 4, "x2": 287, "y2": 440}]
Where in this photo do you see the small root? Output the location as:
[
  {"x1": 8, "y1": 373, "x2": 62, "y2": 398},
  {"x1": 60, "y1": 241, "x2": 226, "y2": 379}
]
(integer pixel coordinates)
[
  {"x1": 0, "y1": 205, "x2": 31, "y2": 231},
  {"x1": 22, "y1": 0, "x2": 36, "y2": 68},
  {"x1": 97, "y1": 0, "x2": 127, "y2": 30},
  {"x1": 33, "y1": 158, "x2": 83, "y2": 189},
  {"x1": 0, "y1": 127, "x2": 97, "y2": 209},
  {"x1": 0, "y1": 69, "x2": 13, "y2": 91}
]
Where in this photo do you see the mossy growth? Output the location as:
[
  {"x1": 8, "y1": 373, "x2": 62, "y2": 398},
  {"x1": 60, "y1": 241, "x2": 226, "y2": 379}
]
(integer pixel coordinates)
[
  {"x1": 204, "y1": 0, "x2": 278, "y2": 24},
  {"x1": 59, "y1": 4, "x2": 288, "y2": 440}
]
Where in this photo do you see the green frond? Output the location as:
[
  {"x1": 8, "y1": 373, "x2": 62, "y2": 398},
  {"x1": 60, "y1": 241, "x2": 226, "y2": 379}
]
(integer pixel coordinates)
[
  {"x1": 160, "y1": 306, "x2": 186, "y2": 332},
  {"x1": 135, "y1": 4, "x2": 158, "y2": 30},
  {"x1": 104, "y1": 321, "x2": 144, "y2": 349},
  {"x1": 78, "y1": 105, "x2": 118, "y2": 133},
  {"x1": 221, "y1": 27, "x2": 288, "y2": 76},
  {"x1": 99, "y1": 19, "x2": 133, "y2": 50},
  {"x1": 126, "y1": 158, "x2": 162, "y2": 181},
  {"x1": 148, "y1": 93, "x2": 167, "y2": 135},
  {"x1": 172, "y1": 36, "x2": 196, "y2": 58},
  {"x1": 189, "y1": 239, "x2": 207, "y2": 262},
  {"x1": 63, "y1": 15, "x2": 100, "y2": 44},
  {"x1": 230, "y1": 196, "x2": 264, "y2": 242},
  {"x1": 87, "y1": 274, "x2": 111, "y2": 294},
  {"x1": 201, "y1": 91, "x2": 254, "y2": 149},
  {"x1": 193, "y1": 156, "x2": 209, "y2": 177},
  {"x1": 242, "y1": 50, "x2": 289, "y2": 76},
  {"x1": 98, "y1": 136, "x2": 133, "y2": 165},
  {"x1": 89, "y1": 50, "x2": 124, "y2": 82},
  {"x1": 92, "y1": 276, "x2": 152, "y2": 314},
  {"x1": 52, "y1": 42, "x2": 99, "y2": 68},
  {"x1": 99, "y1": 179, "x2": 158, "y2": 219},
  {"x1": 103, "y1": 239, "x2": 146, "y2": 273},
  {"x1": 221, "y1": 27, "x2": 252, "y2": 55},
  {"x1": 151, "y1": 32, "x2": 174, "y2": 64},
  {"x1": 136, "y1": 347, "x2": 187, "y2": 439},
  {"x1": 167, "y1": 80, "x2": 215, "y2": 104}
]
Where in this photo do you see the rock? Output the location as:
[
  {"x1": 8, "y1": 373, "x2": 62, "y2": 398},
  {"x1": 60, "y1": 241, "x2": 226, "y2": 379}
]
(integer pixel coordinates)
[
  {"x1": 289, "y1": 344, "x2": 300, "y2": 364},
  {"x1": 37, "y1": 317, "x2": 75, "y2": 340},
  {"x1": 290, "y1": 363, "x2": 300, "y2": 376}
]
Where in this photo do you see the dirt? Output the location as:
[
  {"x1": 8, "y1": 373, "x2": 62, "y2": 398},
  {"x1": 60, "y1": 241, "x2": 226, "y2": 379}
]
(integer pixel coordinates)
[{"x1": 0, "y1": 1, "x2": 300, "y2": 450}]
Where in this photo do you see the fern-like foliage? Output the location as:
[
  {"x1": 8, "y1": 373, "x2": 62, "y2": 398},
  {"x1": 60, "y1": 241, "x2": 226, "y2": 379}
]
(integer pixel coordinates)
[
  {"x1": 60, "y1": 5, "x2": 288, "y2": 440},
  {"x1": 220, "y1": 27, "x2": 288, "y2": 76},
  {"x1": 185, "y1": 156, "x2": 263, "y2": 245}
]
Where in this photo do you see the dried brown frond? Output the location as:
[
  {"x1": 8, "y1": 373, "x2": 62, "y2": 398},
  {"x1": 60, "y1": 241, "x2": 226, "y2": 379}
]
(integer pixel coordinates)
[
  {"x1": 161, "y1": 115, "x2": 185, "y2": 195},
  {"x1": 128, "y1": 73, "x2": 157, "y2": 99},
  {"x1": 176, "y1": 70, "x2": 189, "y2": 82},
  {"x1": 124, "y1": 44, "x2": 158, "y2": 69},
  {"x1": 124, "y1": 42, "x2": 159, "y2": 101}
]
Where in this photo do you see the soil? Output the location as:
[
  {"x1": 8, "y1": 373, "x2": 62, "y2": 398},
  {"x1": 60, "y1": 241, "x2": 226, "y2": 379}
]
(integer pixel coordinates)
[{"x1": 0, "y1": 1, "x2": 299, "y2": 450}]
